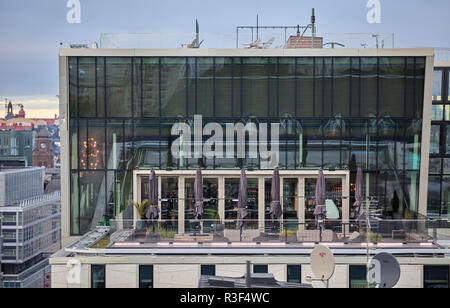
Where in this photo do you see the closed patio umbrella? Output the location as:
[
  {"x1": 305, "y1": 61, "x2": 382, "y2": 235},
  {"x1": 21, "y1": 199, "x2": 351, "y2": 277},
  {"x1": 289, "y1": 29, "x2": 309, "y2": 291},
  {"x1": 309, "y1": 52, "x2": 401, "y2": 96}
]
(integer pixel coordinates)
[
  {"x1": 146, "y1": 170, "x2": 159, "y2": 232},
  {"x1": 353, "y1": 167, "x2": 366, "y2": 221},
  {"x1": 354, "y1": 167, "x2": 364, "y2": 218},
  {"x1": 313, "y1": 170, "x2": 327, "y2": 231},
  {"x1": 270, "y1": 168, "x2": 282, "y2": 232},
  {"x1": 194, "y1": 168, "x2": 204, "y2": 221},
  {"x1": 237, "y1": 169, "x2": 248, "y2": 232}
]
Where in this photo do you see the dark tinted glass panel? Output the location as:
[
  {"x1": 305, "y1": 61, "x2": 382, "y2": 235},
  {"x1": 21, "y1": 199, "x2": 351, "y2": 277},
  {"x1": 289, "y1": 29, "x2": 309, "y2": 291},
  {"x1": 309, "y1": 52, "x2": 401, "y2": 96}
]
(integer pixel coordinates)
[
  {"x1": 242, "y1": 58, "x2": 268, "y2": 117},
  {"x1": 303, "y1": 120, "x2": 322, "y2": 168},
  {"x1": 424, "y1": 266, "x2": 449, "y2": 289},
  {"x1": 279, "y1": 58, "x2": 296, "y2": 116},
  {"x1": 134, "y1": 120, "x2": 160, "y2": 169},
  {"x1": 197, "y1": 58, "x2": 214, "y2": 117},
  {"x1": 91, "y1": 265, "x2": 105, "y2": 289},
  {"x1": 297, "y1": 58, "x2": 314, "y2": 117},
  {"x1": 414, "y1": 58, "x2": 425, "y2": 117},
  {"x1": 287, "y1": 265, "x2": 301, "y2": 283},
  {"x1": 378, "y1": 118, "x2": 396, "y2": 170},
  {"x1": 142, "y1": 58, "x2": 159, "y2": 117},
  {"x1": 360, "y1": 58, "x2": 377, "y2": 117},
  {"x1": 427, "y1": 175, "x2": 441, "y2": 216},
  {"x1": 139, "y1": 265, "x2": 153, "y2": 288},
  {"x1": 314, "y1": 58, "x2": 324, "y2": 117},
  {"x1": 96, "y1": 57, "x2": 105, "y2": 117},
  {"x1": 69, "y1": 57, "x2": 78, "y2": 118},
  {"x1": 333, "y1": 58, "x2": 350, "y2": 117},
  {"x1": 161, "y1": 58, "x2": 187, "y2": 117},
  {"x1": 323, "y1": 58, "x2": 333, "y2": 117},
  {"x1": 447, "y1": 126, "x2": 450, "y2": 154},
  {"x1": 429, "y1": 158, "x2": 442, "y2": 174},
  {"x1": 253, "y1": 265, "x2": 268, "y2": 274},
  {"x1": 379, "y1": 57, "x2": 405, "y2": 117},
  {"x1": 78, "y1": 57, "x2": 96, "y2": 117},
  {"x1": 106, "y1": 58, "x2": 132, "y2": 117},
  {"x1": 442, "y1": 176, "x2": 450, "y2": 217},
  {"x1": 201, "y1": 265, "x2": 216, "y2": 276},
  {"x1": 349, "y1": 265, "x2": 367, "y2": 289},
  {"x1": 215, "y1": 58, "x2": 233, "y2": 117},
  {"x1": 70, "y1": 172, "x2": 79, "y2": 235}
]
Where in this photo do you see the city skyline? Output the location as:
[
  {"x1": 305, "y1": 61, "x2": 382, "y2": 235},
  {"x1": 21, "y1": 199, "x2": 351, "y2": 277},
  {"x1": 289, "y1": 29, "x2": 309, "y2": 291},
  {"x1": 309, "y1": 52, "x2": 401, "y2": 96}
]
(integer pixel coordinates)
[{"x1": 1, "y1": 0, "x2": 450, "y2": 118}]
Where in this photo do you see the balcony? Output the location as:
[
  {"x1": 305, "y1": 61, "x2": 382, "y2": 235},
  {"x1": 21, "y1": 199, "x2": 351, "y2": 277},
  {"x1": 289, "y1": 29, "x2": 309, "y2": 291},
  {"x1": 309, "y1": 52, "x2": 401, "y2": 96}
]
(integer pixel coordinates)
[{"x1": 62, "y1": 218, "x2": 450, "y2": 254}]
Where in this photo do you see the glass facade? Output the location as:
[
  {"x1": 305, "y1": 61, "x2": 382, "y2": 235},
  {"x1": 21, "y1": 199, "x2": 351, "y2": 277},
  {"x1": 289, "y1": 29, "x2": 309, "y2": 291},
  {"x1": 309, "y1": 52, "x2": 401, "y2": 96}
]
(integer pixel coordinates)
[
  {"x1": 68, "y1": 56, "x2": 426, "y2": 235},
  {"x1": 428, "y1": 68, "x2": 450, "y2": 217}
]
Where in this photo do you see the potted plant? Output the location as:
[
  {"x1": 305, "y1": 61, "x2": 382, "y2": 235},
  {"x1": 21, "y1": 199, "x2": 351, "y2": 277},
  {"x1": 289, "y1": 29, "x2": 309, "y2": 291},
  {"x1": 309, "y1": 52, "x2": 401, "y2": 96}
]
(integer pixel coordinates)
[{"x1": 129, "y1": 199, "x2": 149, "y2": 231}]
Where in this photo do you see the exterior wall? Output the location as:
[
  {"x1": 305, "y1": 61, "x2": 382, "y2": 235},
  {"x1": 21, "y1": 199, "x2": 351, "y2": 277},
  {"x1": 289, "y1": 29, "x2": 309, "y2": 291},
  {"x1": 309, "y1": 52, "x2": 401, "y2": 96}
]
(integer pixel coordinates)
[
  {"x1": 49, "y1": 254, "x2": 450, "y2": 288},
  {"x1": 154, "y1": 264, "x2": 200, "y2": 288},
  {"x1": 51, "y1": 263, "x2": 90, "y2": 288},
  {"x1": 105, "y1": 264, "x2": 137, "y2": 288},
  {"x1": 0, "y1": 130, "x2": 35, "y2": 166},
  {"x1": 395, "y1": 265, "x2": 423, "y2": 288},
  {"x1": 0, "y1": 167, "x2": 44, "y2": 207}
]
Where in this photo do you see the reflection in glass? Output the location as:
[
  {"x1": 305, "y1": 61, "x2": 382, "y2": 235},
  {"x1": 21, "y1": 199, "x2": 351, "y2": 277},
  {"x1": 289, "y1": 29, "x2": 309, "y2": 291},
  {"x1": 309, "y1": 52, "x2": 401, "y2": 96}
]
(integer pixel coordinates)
[
  {"x1": 430, "y1": 125, "x2": 441, "y2": 154},
  {"x1": 185, "y1": 177, "x2": 218, "y2": 232},
  {"x1": 427, "y1": 176, "x2": 441, "y2": 216},
  {"x1": 106, "y1": 58, "x2": 132, "y2": 117},
  {"x1": 432, "y1": 105, "x2": 444, "y2": 121},
  {"x1": 283, "y1": 178, "x2": 299, "y2": 221},
  {"x1": 161, "y1": 177, "x2": 178, "y2": 232},
  {"x1": 433, "y1": 70, "x2": 443, "y2": 101},
  {"x1": 224, "y1": 178, "x2": 258, "y2": 228}
]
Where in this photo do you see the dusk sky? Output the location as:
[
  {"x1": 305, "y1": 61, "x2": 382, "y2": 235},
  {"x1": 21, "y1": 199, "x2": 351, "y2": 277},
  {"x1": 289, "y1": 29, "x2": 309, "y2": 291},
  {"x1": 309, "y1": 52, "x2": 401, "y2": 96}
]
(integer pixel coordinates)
[{"x1": 0, "y1": 0, "x2": 449, "y2": 118}]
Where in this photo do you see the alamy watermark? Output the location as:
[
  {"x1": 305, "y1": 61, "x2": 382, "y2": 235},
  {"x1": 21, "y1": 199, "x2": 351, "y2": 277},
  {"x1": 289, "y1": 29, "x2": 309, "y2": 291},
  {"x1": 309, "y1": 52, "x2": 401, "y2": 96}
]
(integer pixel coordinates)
[
  {"x1": 367, "y1": 0, "x2": 381, "y2": 24},
  {"x1": 66, "y1": 259, "x2": 81, "y2": 285},
  {"x1": 171, "y1": 116, "x2": 280, "y2": 169},
  {"x1": 66, "y1": 0, "x2": 81, "y2": 24}
]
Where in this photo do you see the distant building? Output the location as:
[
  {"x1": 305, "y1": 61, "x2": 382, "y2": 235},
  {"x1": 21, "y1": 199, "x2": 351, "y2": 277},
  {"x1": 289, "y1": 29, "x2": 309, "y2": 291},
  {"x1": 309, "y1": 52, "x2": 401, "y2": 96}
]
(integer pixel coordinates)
[
  {"x1": 1, "y1": 102, "x2": 60, "y2": 168},
  {"x1": 0, "y1": 208, "x2": 3, "y2": 288},
  {"x1": 0, "y1": 130, "x2": 35, "y2": 167},
  {"x1": 33, "y1": 128, "x2": 55, "y2": 168},
  {"x1": 0, "y1": 167, "x2": 61, "y2": 288}
]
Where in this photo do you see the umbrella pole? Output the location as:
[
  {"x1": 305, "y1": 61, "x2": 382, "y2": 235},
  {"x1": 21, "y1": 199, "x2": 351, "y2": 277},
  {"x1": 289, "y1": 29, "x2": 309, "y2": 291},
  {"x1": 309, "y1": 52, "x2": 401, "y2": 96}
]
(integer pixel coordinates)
[{"x1": 240, "y1": 225, "x2": 243, "y2": 242}]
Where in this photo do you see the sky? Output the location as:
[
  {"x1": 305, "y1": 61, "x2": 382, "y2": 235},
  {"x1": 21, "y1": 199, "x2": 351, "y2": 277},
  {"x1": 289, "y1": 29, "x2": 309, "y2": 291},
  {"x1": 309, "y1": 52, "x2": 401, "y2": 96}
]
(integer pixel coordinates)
[{"x1": 0, "y1": 0, "x2": 449, "y2": 118}]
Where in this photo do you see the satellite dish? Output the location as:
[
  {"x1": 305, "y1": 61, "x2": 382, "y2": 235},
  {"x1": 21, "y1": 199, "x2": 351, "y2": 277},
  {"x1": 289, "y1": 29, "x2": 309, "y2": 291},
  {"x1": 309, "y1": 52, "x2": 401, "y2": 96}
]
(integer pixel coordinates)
[
  {"x1": 310, "y1": 245, "x2": 335, "y2": 281},
  {"x1": 368, "y1": 252, "x2": 401, "y2": 288}
]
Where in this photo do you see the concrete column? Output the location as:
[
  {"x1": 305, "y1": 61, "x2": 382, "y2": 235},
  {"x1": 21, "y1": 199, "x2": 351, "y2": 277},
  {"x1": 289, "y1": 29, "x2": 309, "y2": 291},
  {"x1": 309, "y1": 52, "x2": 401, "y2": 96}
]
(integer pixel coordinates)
[
  {"x1": 299, "y1": 177, "x2": 305, "y2": 231},
  {"x1": 218, "y1": 176, "x2": 225, "y2": 222},
  {"x1": 178, "y1": 177, "x2": 185, "y2": 235},
  {"x1": 418, "y1": 55, "x2": 435, "y2": 217}
]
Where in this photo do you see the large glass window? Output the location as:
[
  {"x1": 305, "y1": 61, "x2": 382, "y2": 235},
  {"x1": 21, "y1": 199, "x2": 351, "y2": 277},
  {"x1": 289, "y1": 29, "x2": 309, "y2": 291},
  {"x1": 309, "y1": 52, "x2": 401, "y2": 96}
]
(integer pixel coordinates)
[
  {"x1": 287, "y1": 265, "x2": 302, "y2": 284},
  {"x1": 91, "y1": 265, "x2": 105, "y2": 289},
  {"x1": 160, "y1": 58, "x2": 187, "y2": 117},
  {"x1": 379, "y1": 57, "x2": 405, "y2": 117},
  {"x1": 430, "y1": 125, "x2": 441, "y2": 154},
  {"x1": 68, "y1": 56, "x2": 427, "y2": 234},
  {"x1": 106, "y1": 58, "x2": 132, "y2": 117},
  {"x1": 242, "y1": 58, "x2": 269, "y2": 117},
  {"x1": 139, "y1": 265, "x2": 154, "y2": 288}
]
